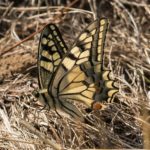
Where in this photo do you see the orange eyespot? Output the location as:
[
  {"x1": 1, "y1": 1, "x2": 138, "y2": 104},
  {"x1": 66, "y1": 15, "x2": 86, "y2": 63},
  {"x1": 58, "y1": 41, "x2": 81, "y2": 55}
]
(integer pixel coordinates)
[{"x1": 92, "y1": 102, "x2": 103, "y2": 110}]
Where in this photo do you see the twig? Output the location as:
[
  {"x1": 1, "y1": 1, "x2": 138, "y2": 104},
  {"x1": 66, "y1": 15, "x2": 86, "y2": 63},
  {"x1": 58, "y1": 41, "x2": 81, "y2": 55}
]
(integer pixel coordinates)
[
  {"x1": 119, "y1": 0, "x2": 150, "y2": 7},
  {"x1": 0, "y1": 26, "x2": 43, "y2": 57},
  {"x1": 0, "y1": 137, "x2": 44, "y2": 146},
  {"x1": 19, "y1": 119, "x2": 62, "y2": 150}
]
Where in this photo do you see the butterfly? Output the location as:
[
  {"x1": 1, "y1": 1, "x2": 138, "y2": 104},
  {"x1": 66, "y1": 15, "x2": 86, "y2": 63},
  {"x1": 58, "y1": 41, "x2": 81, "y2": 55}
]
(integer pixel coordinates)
[{"x1": 37, "y1": 18, "x2": 118, "y2": 121}]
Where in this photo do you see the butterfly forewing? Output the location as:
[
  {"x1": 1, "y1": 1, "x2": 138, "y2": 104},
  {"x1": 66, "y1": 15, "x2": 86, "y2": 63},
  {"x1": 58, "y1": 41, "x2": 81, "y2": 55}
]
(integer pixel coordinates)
[
  {"x1": 38, "y1": 24, "x2": 69, "y2": 108},
  {"x1": 38, "y1": 24, "x2": 68, "y2": 90}
]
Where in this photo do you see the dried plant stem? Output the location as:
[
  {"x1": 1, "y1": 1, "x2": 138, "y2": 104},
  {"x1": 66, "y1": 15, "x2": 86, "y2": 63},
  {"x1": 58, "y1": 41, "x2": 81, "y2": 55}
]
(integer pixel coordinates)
[{"x1": 19, "y1": 119, "x2": 62, "y2": 150}]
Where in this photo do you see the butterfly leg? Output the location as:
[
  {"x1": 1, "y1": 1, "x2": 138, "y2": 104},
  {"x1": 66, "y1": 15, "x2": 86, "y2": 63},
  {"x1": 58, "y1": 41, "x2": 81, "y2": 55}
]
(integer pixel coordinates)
[{"x1": 32, "y1": 88, "x2": 48, "y2": 98}]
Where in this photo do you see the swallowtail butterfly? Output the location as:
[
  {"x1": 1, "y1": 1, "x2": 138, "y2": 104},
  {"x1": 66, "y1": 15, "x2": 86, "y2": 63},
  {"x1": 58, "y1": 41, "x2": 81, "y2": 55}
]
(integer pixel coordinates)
[{"x1": 37, "y1": 18, "x2": 118, "y2": 121}]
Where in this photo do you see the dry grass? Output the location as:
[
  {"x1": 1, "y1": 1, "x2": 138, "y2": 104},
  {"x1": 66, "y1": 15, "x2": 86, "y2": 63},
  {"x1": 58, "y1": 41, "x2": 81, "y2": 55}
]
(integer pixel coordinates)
[{"x1": 0, "y1": 0, "x2": 150, "y2": 149}]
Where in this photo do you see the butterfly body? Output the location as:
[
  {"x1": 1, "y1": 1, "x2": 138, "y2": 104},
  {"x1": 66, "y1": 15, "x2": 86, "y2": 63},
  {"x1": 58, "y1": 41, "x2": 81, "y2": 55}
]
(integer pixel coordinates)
[{"x1": 37, "y1": 18, "x2": 118, "y2": 121}]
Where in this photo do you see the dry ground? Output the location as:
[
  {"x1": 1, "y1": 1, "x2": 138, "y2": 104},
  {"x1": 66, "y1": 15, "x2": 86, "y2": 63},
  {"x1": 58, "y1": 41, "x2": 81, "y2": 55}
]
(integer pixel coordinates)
[{"x1": 0, "y1": 0, "x2": 150, "y2": 149}]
